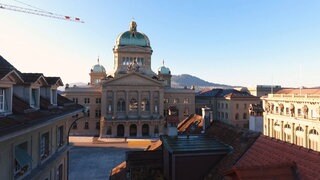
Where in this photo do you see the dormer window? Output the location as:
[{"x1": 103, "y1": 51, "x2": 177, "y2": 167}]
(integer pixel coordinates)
[
  {"x1": 30, "y1": 88, "x2": 39, "y2": 108},
  {"x1": 51, "y1": 89, "x2": 57, "y2": 105},
  {"x1": 0, "y1": 88, "x2": 5, "y2": 112},
  {"x1": 0, "y1": 87, "x2": 12, "y2": 114}
]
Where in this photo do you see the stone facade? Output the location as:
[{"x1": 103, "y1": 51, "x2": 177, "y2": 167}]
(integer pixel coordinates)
[
  {"x1": 63, "y1": 21, "x2": 195, "y2": 138},
  {"x1": 0, "y1": 55, "x2": 82, "y2": 180},
  {"x1": 262, "y1": 88, "x2": 320, "y2": 151},
  {"x1": 196, "y1": 89, "x2": 260, "y2": 128}
]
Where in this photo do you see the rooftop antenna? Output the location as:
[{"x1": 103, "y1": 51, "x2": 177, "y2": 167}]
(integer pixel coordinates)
[
  {"x1": 97, "y1": 56, "x2": 100, "y2": 64},
  {"x1": 162, "y1": 59, "x2": 165, "y2": 66}
]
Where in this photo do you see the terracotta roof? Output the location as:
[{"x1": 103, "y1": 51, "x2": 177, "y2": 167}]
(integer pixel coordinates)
[
  {"x1": 204, "y1": 121, "x2": 260, "y2": 179},
  {"x1": 275, "y1": 88, "x2": 320, "y2": 95},
  {"x1": 232, "y1": 136, "x2": 320, "y2": 180},
  {"x1": 110, "y1": 161, "x2": 127, "y2": 180},
  {"x1": 0, "y1": 94, "x2": 83, "y2": 138},
  {"x1": 177, "y1": 114, "x2": 203, "y2": 134}
]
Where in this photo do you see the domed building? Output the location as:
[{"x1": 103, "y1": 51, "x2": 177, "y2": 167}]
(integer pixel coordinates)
[
  {"x1": 63, "y1": 21, "x2": 195, "y2": 137},
  {"x1": 90, "y1": 58, "x2": 106, "y2": 85}
]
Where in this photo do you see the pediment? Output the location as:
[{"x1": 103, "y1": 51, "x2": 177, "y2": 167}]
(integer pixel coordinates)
[
  {"x1": 0, "y1": 70, "x2": 24, "y2": 84},
  {"x1": 31, "y1": 75, "x2": 49, "y2": 87},
  {"x1": 105, "y1": 72, "x2": 163, "y2": 87}
]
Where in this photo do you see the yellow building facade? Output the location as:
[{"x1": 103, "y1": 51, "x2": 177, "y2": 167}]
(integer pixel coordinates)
[
  {"x1": 0, "y1": 56, "x2": 83, "y2": 180},
  {"x1": 262, "y1": 88, "x2": 320, "y2": 151}
]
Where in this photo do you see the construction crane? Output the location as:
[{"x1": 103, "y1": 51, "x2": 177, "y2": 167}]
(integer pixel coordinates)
[{"x1": 0, "y1": 2, "x2": 84, "y2": 23}]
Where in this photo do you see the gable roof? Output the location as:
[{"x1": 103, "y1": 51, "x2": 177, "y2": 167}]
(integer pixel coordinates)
[
  {"x1": 230, "y1": 135, "x2": 320, "y2": 179},
  {"x1": 196, "y1": 88, "x2": 256, "y2": 98},
  {"x1": 275, "y1": 88, "x2": 320, "y2": 95},
  {"x1": 45, "y1": 77, "x2": 63, "y2": 86}
]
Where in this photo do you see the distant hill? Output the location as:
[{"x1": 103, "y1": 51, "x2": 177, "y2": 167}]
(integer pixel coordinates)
[
  {"x1": 171, "y1": 74, "x2": 233, "y2": 89},
  {"x1": 62, "y1": 74, "x2": 233, "y2": 91}
]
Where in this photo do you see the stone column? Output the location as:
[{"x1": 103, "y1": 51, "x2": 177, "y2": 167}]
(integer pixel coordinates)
[
  {"x1": 305, "y1": 125, "x2": 309, "y2": 148},
  {"x1": 271, "y1": 119, "x2": 274, "y2": 138},
  {"x1": 150, "y1": 91, "x2": 154, "y2": 114},
  {"x1": 125, "y1": 90, "x2": 129, "y2": 115},
  {"x1": 138, "y1": 90, "x2": 141, "y2": 117},
  {"x1": 137, "y1": 123, "x2": 142, "y2": 137},
  {"x1": 291, "y1": 123, "x2": 295, "y2": 144},
  {"x1": 113, "y1": 91, "x2": 117, "y2": 117},
  {"x1": 280, "y1": 121, "x2": 284, "y2": 141}
]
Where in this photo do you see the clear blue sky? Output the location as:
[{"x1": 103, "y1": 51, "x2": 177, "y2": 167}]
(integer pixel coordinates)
[{"x1": 1, "y1": 0, "x2": 319, "y2": 88}]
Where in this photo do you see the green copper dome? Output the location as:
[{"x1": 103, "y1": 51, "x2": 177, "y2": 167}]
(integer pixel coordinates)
[
  {"x1": 91, "y1": 58, "x2": 106, "y2": 73},
  {"x1": 158, "y1": 66, "x2": 171, "y2": 75},
  {"x1": 116, "y1": 21, "x2": 150, "y2": 47}
]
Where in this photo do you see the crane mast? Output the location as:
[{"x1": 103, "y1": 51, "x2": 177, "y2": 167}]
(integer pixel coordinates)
[{"x1": 0, "y1": 3, "x2": 84, "y2": 23}]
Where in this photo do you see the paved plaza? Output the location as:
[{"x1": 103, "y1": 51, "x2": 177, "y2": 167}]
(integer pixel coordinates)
[{"x1": 68, "y1": 137, "x2": 149, "y2": 180}]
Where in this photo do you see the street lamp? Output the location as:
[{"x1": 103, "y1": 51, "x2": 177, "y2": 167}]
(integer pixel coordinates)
[
  {"x1": 67, "y1": 106, "x2": 89, "y2": 180},
  {"x1": 67, "y1": 106, "x2": 90, "y2": 145}
]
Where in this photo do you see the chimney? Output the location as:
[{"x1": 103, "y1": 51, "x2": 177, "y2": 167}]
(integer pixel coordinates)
[{"x1": 202, "y1": 106, "x2": 211, "y2": 133}]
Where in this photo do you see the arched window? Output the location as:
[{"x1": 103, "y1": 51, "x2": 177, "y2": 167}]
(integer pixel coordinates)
[
  {"x1": 129, "y1": 98, "x2": 138, "y2": 111},
  {"x1": 273, "y1": 122, "x2": 281, "y2": 139},
  {"x1": 154, "y1": 125, "x2": 159, "y2": 135},
  {"x1": 117, "y1": 98, "x2": 126, "y2": 112},
  {"x1": 129, "y1": 124, "x2": 137, "y2": 136},
  {"x1": 284, "y1": 124, "x2": 291, "y2": 142},
  {"x1": 309, "y1": 129, "x2": 319, "y2": 151},
  {"x1": 295, "y1": 126, "x2": 304, "y2": 146},
  {"x1": 141, "y1": 98, "x2": 150, "y2": 111},
  {"x1": 243, "y1": 113, "x2": 247, "y2": 120},
  {"x1": 117, "y1": 125, "x2": 124, "y2": 137},
  {"x1": 106, "y1": 126, "x2": 112, "y2": 135},
  {"x1": 142, "y1": 124, "x2": 149, "y2": 136}
]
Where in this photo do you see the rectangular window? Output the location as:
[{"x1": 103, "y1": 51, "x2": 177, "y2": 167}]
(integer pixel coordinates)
[
  {"x1": 96, "y1": 121, "x2": 100, "y2": 130},
  {"x1": 84, "y1": 122, "x2": 89, "y2": 129},
  {"x1": 243, "y1": 113, "x2": 247, "y2": 120},
  {"x1": 95, "y1": 109, "x2": 101, "y2": 118},
  {"x1": 226, "y1": 104, "x2": 228, "y2": 109},
  {"x1": 84, "y1": 98, "x2": 90, "y2": 104},
  {"x1": 298, "y1": 109, "x2": 302, "y2": 116},
  {"x1": 72, "y1": 98, "x2": 78, "y2": 104},
  {"x1": 221, "y1": 103, "x2": 224, "y2": 109},
  {"x1": 87, "y1": 110, "x2": 90, "y2": 117},
  {"x1": 72, "y1": 123, "x2": 77, "y2": 129},
  {"x1": 14, "y1": 142, "x2": 32, "y2": 179},
  {"x1": 96, "y1": 98, "x2": 101, "y2": 104},
  {"x1": 236, "y1": 104, "x2": 239, "y2": 109},
  {"x1": 0, "y1": 88, "x2": 5, "y2": 112},
  {"x1": 40, "y1": 132, "x2": 50, "y2": 160},
  {"x1": 244, "y1": 104, "x2": 247, "y2": 109},
  {"x1": 57, "y1": 126, "x2": 64, "y2": 147},
  {"x1": 57, "y1": 164, "x2": 63, "y2": 180},
  {"x1": 30, "y1": 88, "x2": 39, "y2": 108},
  {"x1": 51, "y1": 89, "x2": 57, "y2": 105},
  {"x1": 286, "y1": 107, "x2": 289, "y2": 115}
]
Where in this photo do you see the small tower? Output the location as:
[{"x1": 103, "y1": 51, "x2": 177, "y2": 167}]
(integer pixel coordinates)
[
  {"x1": 166, "y1": 106, "x2": 179, "y2": 136},
  {"x1": 249, "y1": 104, "x2": 264, "y2": 132},
  {"x1": 90, "y1": 57, "x2": 106, "y2": 85},
  {"x1": 158, "y1": 60, "x2": 172, "y2": 87}
]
